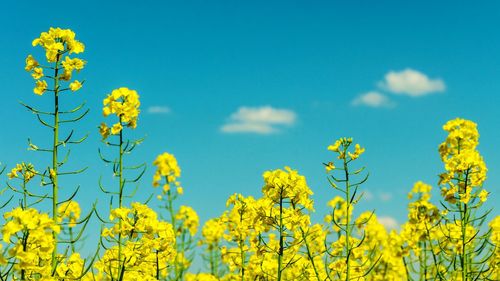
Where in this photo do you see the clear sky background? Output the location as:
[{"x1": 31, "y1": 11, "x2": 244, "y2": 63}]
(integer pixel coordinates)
[{"x1": 0, "y1": 0, "x2": 499, "y2": 255}]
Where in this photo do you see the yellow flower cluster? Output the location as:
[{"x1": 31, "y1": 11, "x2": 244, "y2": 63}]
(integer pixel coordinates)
[
  {"x1": 99, "y1": 87, "x2": 140, "y2": 139},
  {"x1": 97, "y1": 203, "x2": 177, "y2": 280},
  {"x1": 201, "y1": 218, "x2": 225, "y2": 246},
  {"x1": 28, "y1": 27, "x2": 85, "y2": 95},
  {"x1": 488, "y1": 216, "x2": 500, "y2": 279},
  {"x1": 439, "y1": 118, "x2": 488, "y2": 204},
  {"x1": 7, "y1": 162, "x2": 37, "y2": 182},
  {"x1": 57, "y1": 200, "x2": 81, "y2": 227},
  {"x1": 325, "y1": 196, "x2": 353, "y2": 232},
  {"x1": 223, "y1": 194, "x2": 259, "y2": 241},
  {"x1": 356, "y1": 213, "x2": 407, "y2": 280},
  {"x1": 440, "y1": 221, "x2": 477, "y2": 255},
  {"x1": 262, "y1": 166, "x2": 314, "y2": 210},
  {"x1": 175, "y1": 205, "x2": 200, "y2": 237},
  {"x1": 400, "y1": 182, "x2": 440, "y2": 255},
  {"x1": 1, "y1": 208, "x2": 60, "y2": 279},
  {"x1": 153, "y1": 152, "x2": 182, "y2": 193},
  {"x1": 327, "y1": 137, "x2": 365, "y2": 163},
  {"x1": 32, "y1": 27, "x2": 84, "y2": 62},
  {"x1": 55, "y1": 253, "x2": 93, "y2": 280}
]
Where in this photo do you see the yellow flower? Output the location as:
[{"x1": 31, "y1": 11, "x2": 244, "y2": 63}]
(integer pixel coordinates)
[
  {"x1": 479, "y1": 189, "x2": 488, "y2": 203},
  {"x1": 348, "y1": 143, "x2": 365, "y2": 160},
  {"x1": 175, "y1": 206, "x2": 199, "y2": 236},
  {"x1": 62, "y1": 56, "x2": 85, "y2": 71},
  {"x1": 69, "y1": 80, "x2": 82, "y2": 92},
  {"x1": 262, "y1": 166, "x2": 314, "y2": 210},
  {"x1": 177, "y1": 186, "x2": 184, "y2": 195},
  {"x1": 99, "y1": 123, "x2": 110, "y2": 140},
  {"x1": 32, "y1": 27, "x2": 84, "y2": 62},
  {"x1": 328, "y1": 140, "x2": 342, "y2": 152},
  {"x1": 25, "y1": 55, "x2": 38, "y2": 71},
  {"x1": 7, "y1": 163, "x2": 37, "y2": 182},
  {"x1": 57, "y1": 201, "x2": 81, "y2": 227},
  {"x1": 102, "y1": 87, "x2": 140, "y2": 128},
  {"x1": 153, "y1": 152, "x2": 182, "y2": 193},
  {"x1": 325, "y1": 162, "x2": 335, "y2": 172},
  {"x1": 111, "y1": 123, "x2": 123, "y2": 135},
  {"x1": 31, "y1": 67, "x2": 44, "y2": 79},
  {"x1": 33, "y1": 80, "x2": 48, "y2": 95}
]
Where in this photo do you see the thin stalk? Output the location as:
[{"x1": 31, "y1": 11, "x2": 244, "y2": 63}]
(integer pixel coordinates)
[
  {"x1": 300, "y1": 227, "x2": 322, "y2": 281},
  {"x1": 165, "y1": 185, "x2": 178, "y2": 280},
  {"x1": 22, "y1": 181, "x2": 27, "y2": 210},
  {"x1": 117, "y1": 123, "x2": 124, "y2": 279},
  {"x1": 343, "y1": 153, "x2": 351, "y2": 281},
  {"x1": 460, "y1": 170, "x2": 470, "y2": 281},
  {"x1": 239, "y1": 208, "x2": 246, "y2": 281},
  {"x1": 51, "y1": 52, "x2": 61, "y2": 269},
  {"x1": 277, "y1": 188, "x2": 284, "y2": 281},
  {"x1": 156, "y1": 251, "x2": 160, "y2": 280},
  {"x1": 69, "y1": 226, "x2": 76, "y2": 253}
]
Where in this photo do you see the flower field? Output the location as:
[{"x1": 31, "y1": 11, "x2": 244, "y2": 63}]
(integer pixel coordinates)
[{"x1": 0, "y1": 27, "x2": 499, "y2": 281}]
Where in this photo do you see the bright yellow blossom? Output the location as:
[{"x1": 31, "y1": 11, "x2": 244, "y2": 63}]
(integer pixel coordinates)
[
  {"x1": 99, "y1": 122, "x2": 110, "y2": 139},
  {"x1": 25, "y1": 54, "x2": 38, "y2": 71},
  {"x1": 153, "y1": 152, "x2": 182, "y2": 192},
  {"x1": 110, "y1": 122, "x2": 123, "y2": 135},
  {"x1": 34, "y1": 80, "x2": 48, "y2": 95},
  {"x1": 69, "y1": 80, "x2": 82, "y2": 91},
  {"x1": 31, "y1": 67, "x2": 44, "y2": 79},
  {"x1": 57, "y1": 200, "x2": 81, "y2": 227}
]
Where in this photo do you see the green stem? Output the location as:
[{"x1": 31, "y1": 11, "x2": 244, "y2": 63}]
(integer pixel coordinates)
[
  {"x1": 69, "y1": 226, "x2": 76, "y2": 254},
  {"x1": 165, "y1": 185, "x2": 179, "y2": 281},
  {"x1": 22, "y1": 181, "x2": 27, "y2": 210},
  {"x1": 343, "y1": 154, "x2": 351, "y2": 281},
  {"x1": 460, "y1": 170, "x2": 470, "y2": 281},
  {"x1": 239, "y1": 208, "x2": 246, "y2": 281},
  {"x1": 156, "y1": 251, "x2": 160, "y2": 280},
  {"x1": 301, "y1": 227, "x2": 322, "y2": 281},
  {"x1": 277, "y1": 188, "x2": 284, "y2": 281},
  {"x1": 51, "y1": 53, "x2": 61, "y2": 269},
  {"x1": 117, "y1": 123, "x2": 124, "y2": 279},
  {"x1": 425, "y1": 222, "x2": 443, "y2": 281}
]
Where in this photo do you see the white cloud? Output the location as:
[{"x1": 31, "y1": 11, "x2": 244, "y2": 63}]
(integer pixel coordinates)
[
  {"x1": 363, "y1": 190, "x2": 374, "y2": 201},
  {"x1": 378, "y1": 216, "x2": 399, "y2": 230},
  {"x1": 147, "y1": 106, "x2": 171, "y2": 114},
  {"x1": 379, "y1": 192, "x2": 393, "y2": 202},
  {"x1": 351, "y1": 91, "x2": 395, "y2": 108},
  {"x1": 378, "y1": 68, "x2": 445, "y2": 97},
  {"x1": 221, "y1": 106, "x2": 296, "y2": 134}
]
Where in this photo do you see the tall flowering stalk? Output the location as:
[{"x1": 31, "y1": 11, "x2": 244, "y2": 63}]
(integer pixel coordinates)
[
  {"x1": 153, "y1": 152, "x2": 199, "y2": 280},
  {"x1": 97, "y1": 87, "x2": 147, "y2": 279},
  {"x1": 437, "y1": 118, "x2": 491, "y2": 280},
  {"x1": 199, "y1": 218, "x2": 225, "y2": 278},
  {"x1": 23, "y1": 27, "x2": 89, "y2": 270},
  {"x1": 220, "y1": 194, "x2": 260, "y2": 281},
  {"x1": 256, "y1": 166, "x2": 314, "y2": 280},
  {"x1": 99, "y1": 87, "x2": 142, "y2": 208},
  {"x1": 324, "y1": 138, "x2": 376, "y2": 280},
  {"x1": 399, "y1": 181, "x2": 442, "y2": 280}
]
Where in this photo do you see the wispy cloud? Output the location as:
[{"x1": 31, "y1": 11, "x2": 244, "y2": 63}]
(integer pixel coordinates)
[
  {"x1": 221, "y1": 106, "x2": 296, "y2": 134},
  {"x1": 147, "y1": 106, "x2": 171, "y2": 114},
  {"x1": 351, "y1": 91, "x2": 395, "y2": 108},
  {"x1": 379, "y1": 192, "x2": 393, "y2": 202},
  {"x1": 378, "y1": 216, "x2": 399, "y2": 230},
  {"x1": 378, "y1": 68, "x2": 445, "y2": 97},
  {"x1": 363, "y1": 190, "x2": 375, "y2": 201},
  {"x1": 362, "y1": 190, "x2": 393, "y2": 202}
]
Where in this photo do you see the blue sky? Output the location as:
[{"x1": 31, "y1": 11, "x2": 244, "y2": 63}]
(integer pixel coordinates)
[{"x1": 1, "y1": 0, "x2": 499, "y2": 251}]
